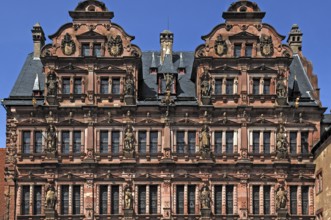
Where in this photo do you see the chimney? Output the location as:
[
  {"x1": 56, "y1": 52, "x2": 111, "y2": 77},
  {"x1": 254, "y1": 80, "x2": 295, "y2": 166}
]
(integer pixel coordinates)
[
  {"x1": 160, "y1": 30, "x2": 173, "y2": 64},
  {"x1": 287, "y1": 24, "x2": 303, "y2": 54},
  {"x1": 32, "y1": 23, "x2": 46, "y2": 59}
]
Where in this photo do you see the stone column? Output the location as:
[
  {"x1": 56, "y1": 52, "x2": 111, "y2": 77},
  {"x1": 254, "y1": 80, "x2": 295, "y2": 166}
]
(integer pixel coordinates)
[
  {"x1": 84, "y1": 180, "x2": 93, "y2": 219},
  {"x1": 234, "y1": 131, "x2": 238, "y2": 153},
  {"x1": 297, "y1": 186, "x2": 302, "y2": 215},
  {"x1": 234, "y1": 185, "x2": 238, "y2": 215},
  {"x1": 29, "y1": 185, "x2": 34, "y2": 215},
  {"x1": 146, "y1": 185, "x2": 150, "y2": 214},
  {"x1": 221, "y1": 185, "x2": 226, "y2": 214},
  {"x1": 270, "y1": 185, "x2": 275, "y2": 215},
  {"x1": 259, "y1": 185, "x2": 263, "y2": 215}
]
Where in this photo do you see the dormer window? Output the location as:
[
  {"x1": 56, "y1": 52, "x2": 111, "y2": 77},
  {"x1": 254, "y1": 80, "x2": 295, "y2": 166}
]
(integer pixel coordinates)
[{"x1": 87, "y1": 5, "x2": 96, "y2": 12}]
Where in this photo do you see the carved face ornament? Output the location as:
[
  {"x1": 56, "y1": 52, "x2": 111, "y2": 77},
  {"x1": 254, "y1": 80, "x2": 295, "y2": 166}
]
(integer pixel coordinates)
[
  {"x1": 108, "y1": 35, "x2": 124, "y2": 56},
  {"x1": 61, "y1": 33, "x2": 76, "y2": 56}
]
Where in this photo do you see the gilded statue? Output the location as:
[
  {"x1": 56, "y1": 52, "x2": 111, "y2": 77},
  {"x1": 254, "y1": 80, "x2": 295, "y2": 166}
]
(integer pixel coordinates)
[
  {"x1": 124, "y1": 125, "x2": 135, "y2": 154},
  {"x1": 276, "y1": 186, "x2": 287, "y2": 210},
  {"x1": 199, "y1": 125, "x2": 211, "y2": 152},
  {"x1": 163, "y1": 73, "x2": 173, "y2": 92},
  {"x1": 45, "y1": 184, "x2": 57, "y2": 209},
  {"x1": 45, "y1": 125, "x2": 57, "y2": 154},
  {"x1": 276, "y1": 125, "x2": 288, "y2": 160},
  {"x1": 124, "y1": 187, "x2": 133, "y2": 209},
  {"x1": 200, "y1": 186, "x2": 211, "y2": 209}
]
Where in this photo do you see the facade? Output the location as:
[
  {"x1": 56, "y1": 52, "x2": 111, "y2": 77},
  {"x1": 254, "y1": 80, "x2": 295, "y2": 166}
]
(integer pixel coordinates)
[
  {"x1": 2, "y1": 0, "x2": 326, "y2": 220},
  {"x1": 0, "y1": 148, "x2": 7, "y2": 220}
]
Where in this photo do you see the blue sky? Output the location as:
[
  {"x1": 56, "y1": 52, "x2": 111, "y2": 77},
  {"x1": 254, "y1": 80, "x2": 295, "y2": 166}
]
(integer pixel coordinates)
[{"x1": 0, "y1": 0, "x2": 331, "y2": 147}]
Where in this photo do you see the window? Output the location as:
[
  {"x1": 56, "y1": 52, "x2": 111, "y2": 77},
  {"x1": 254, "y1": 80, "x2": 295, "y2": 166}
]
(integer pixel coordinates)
[
  {"x1": 73, "y1": 186, "x2": 81, "y2": 214},
  {"x1": 82, "y1": 43, "x2": 90, "y2": 56},
  {"x1": 61, "y1": 131, "x2": 70, "y2": 154},
  {"x1": 73, "y1": 131, "x2": 81, "y2": 153},
  {"x1": 253, "y1": 79, "x2": 260, "y2": 95},
  {"x1": 177, "y1": 132, "x2": 185, "y2": 154},
  {"x1": 99, "y1": 185, "x2": 108, "y2": 214},
  {"x1": 150, "y1": 131, "x2": 158, "y2": 154},
  {"x1": 301, "y1": 132, "x2": 309, "y2": 154},
  {"x1": 100, "y1": 78, "x2": 109, "y2": 94},
  {"x1": 214, "y1": 185, "x2": 222, "y2": 214},
  {"x1": 215, "y1": 132, "x2": 222, "y2": 154},
  {"x1": 22, "y1": 186, "x2": 30, "y2": 215},
  {"x1": 263, "y1": 132, "x2": 271, "y2": 154},
  {"x1": 150, "y1": 186, "x2": 158, "y2": 214},
  {"x1": 138, "y1": 131, "x2": 147, "y2": 154},
  {"x1": 111, "y1": 131, "x2": 120, "y2": 154},
  {"x1": 234, "y1": 44, "x2": 241, "y2": 57},
  {"x1": 138, "y1": 186, "x2": 146, "y2": 214},
  {"x1": 61, "y1": 185, "x2": 69, "y2": 215},
  {"x1": 316, "y1": 172, "x2": 323, "y2": 194},
  {"x1": 290, "y1": 186, "x2": 297, "y2": 215},
  {"x1": 34, "y1": 131, "x2": 43, "y2": 153},
  {"x1": 74, "y1": 78, "x2": 82, "y2": 94},
  {"x1": 111, "y1": 186, "x2": 119, "y2": 214},
  {"x1": 226, "y1": 79, "x2": 234, "y2": 95},
  {"x1": 302, "y1": 186, "x2": 309, "y2": 215},
  {"x1": 22, "y1": 131, "x2": 31, "y2": 154},
  {"x1": 188, "y1": 132, "x2": 196, "y2": 154},
  {"x1": 112, "y1": 78, "x2": 120, "y2": 94},
  {"x1": 33, "y1": 186, "x2": 42, "y2": 215},
  {"x1": 264, "y1": 186, "x2": 270, "y2": 214},
  {"x1": 188, "y1": 185, "x2": 196, "y2": 214},
  {"x1": 62, "y1": 78, "x2": 70, "y2": 94},
  {"x1": 290, "y1": 132, "x2": 297, "y2": 155},
  {"x1": 226, "y1": 186, "x2": 234, "y2": 214},
  {"x1": 252, "y1": 186, "x2": 259, "y2": 214},
  {"x1": 263, "y1": 79, "x2": 270, "y2": 95},
  {"x1": 245, "y1": 44, "x2": 253, "y2": 57},
  {"x1": 215, "y1": 79, "x2": 223, "y2": 95},
  {"x1": 226, "y1": 131, "x2": 234, "y2": 154},
  {"x1": 100, "y1": 131, "x2": 108, "y2": 153},
  {"x1": 176, "y1": 185, "x2": 184, "y2": 214},
  {"x1": 253, "y1": 131, "x2": 260, "y2": 153},
  {"x1": 93, "y1": 44, "x2": 102, "y2": 57}
]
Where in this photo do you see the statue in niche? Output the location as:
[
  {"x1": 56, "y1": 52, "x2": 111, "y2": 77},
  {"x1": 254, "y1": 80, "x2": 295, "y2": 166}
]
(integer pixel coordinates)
[
  {"x1": 163, "y1": 73, "x2": 174, "y2": 92},
  {"x1": 200, "y1": 186, "x2": 211, "y2": 209},
  {"x1": 45, "y1": 183, "x2": 57, "y2": 209},
  {"x1": 276, "y1": 75, "x2": 287, "y2": 98},
  {"x1": 200, "y1": 69, "x2": 211, "y2": 97},
  {"x1": 276, "y1": 125, "x2": 288, "y2": 160},
  {"x1": 276, "y1": 186, "x2": 287, "y2": 210},
  {"x1": 124, "y1": 187, "x2": 133, "y2": 209},
  {"x1": 199, "y1": 125, "x2": 211, "y2": 158},
  {"x1": 61, "y1": 33, "x2": 76, "y2": 56},
  {"x1": 108, "y1": 35, "x2": 123, "y2": 56},
  {"x1": 46, "y1": 72, "x2": 58, "y2": 97},
  {"x1": 124, "y1": 76, "x2": 134, "y2": 96},
  {"x1": 44, "y1": 124, "x2": 57, "y2": 154},
  {"x1": 123, "y1": 125, "x2": 135, "y2": 156}
]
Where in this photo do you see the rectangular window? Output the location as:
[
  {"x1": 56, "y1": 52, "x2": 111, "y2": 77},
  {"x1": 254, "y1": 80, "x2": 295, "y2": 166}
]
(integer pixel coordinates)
[
  {"x1": 176, "y1": 185, "x2": 184, "y2": 214},
  {"x1": 264, "y1": 186, "x2": 271, "y2": 214},
  {"x1": 234, "y1": 44, "x2": 241, "y2": 57},
  {"x1": 22, "y1": 131, "x2": 31, "y2": 154},
  {"x1": 138, "y1": 131, "x2": 147, "y2": 154},
  {"x1": 215, "y1": 132, "x2": 222, "y2": 154},
  {"x1": 226, "y1": 186, "x2": 234, "y2": 214},
  {"x1": 99, "y1": 185, "x2": 108, "y2": 215},
  {"x1": 74, "y1": 78, "x2": 82, "y2": 94},
  {"x1": 177, "y1": 132, "x2": 185, "y2": 154},
  {"x1": 138, "y1": 186, "x2": 146, "y2": 214},
  {"x1": 188, "y1": 131, "x2": 196, "y2": 154},
  {"x1": 73, "y1": 186, "x2": 81, "y2": 215},
  {"x1": 93, "y1": 44, "x2": 102, "y2": 57},
  {"x1": 290, "y1": 186, "x2": 297, "y2": 215},
  {"x1": 111, "y1": 131, "x2": 120, "y2": 154},
  {"x1": 150, "y1": 185, "x2": 158, "y2": 214},
  {"x1": 34, "y1": 186, "x2": 42, "y2": 215},
  {"x1": 22, "y1": 186, "x2": 30, "y2": 215},
  {"x1": 62, "y1": 78, "x2": 70, "y2": 94},
  {"x1": 112, "y1": 78, "x2": 120, "y2": 94},
  {"x1": 150, "y1": 131, "x2": 158, "y2": 154},
  {"x1": 73, "y1": 131, "x2": 81, "y2": 153},
  {"x1": 226, "y1": 79, "x2": 234, "y2": 95},
  {"x1": 61, "y1": 131, "x2": 70, "y2": 154},
  {"x1": 226, "y1": 131, "x2": 234, "y2": 154},
  {"x1": 245, "y1": 44, "x2": 253, "y2": 57},
  {"x1": 100, "y1": 131, "x2": 108, "y2": 153},
  {"x1": 82, "y1": 43, "x2": 90, "y2": 56},
  {"x1": 263, "y1": 132, "x2": 271, "y2": 154},
  {"x1": 263, "y1": 79, "x2": 270, "y2": 95},
  {"x1": 302, "y1": 186, "x2": 309, "y2": 215},
  {"x1": 111, "y1": 186, "x2": 119, "y2": 214},
  {"x1": 253, "y1": 131, "x2": 260, "y2": 153},
  {"x1": 34, "y1": 131, "x2": 43, "y2": 153},
  {"x1": 215, "y1": 79, "x2": 223, "y2": 95},
  {"x1": 301, "y1": 132, "x2": 309, "y2": 155},
  {"x1": 253, "y1": 186, "x2": 260, "y2": 214},
  {"x1": 61, "y1": 185, "x2": 69, "y2": 215},
  {"x1": 253, "y1": 79, "x2": 260, "y2": 95},
  {"x1": 188, "y1": 185, "x2": 196, "y2": 214},
  {"x1": 100, "y1": 78, "x2": 109, "y2": 94},
  {"x1": 290, "y1": 132, "x2": 297, "y2": 155},
  {"x1": 215, "y1": 185, "x2": 222, "y2": 214}
]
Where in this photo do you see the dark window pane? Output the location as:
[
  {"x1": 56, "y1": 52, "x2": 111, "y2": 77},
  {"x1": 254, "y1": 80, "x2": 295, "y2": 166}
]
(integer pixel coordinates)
[
  {"x1": 74, "y1": 78, "x2": 82, "y2": 94},
  {"x1": 301, "y1": 132, "x2": 309, "y2": 154},
  {"x1": 188, "y1": 132, "x2": 196, "y2": 154},
  {"x1": 226, "y1": 131, "x2": 234, "y2": 154},
  {"x1": 188, "y1": 185, "x2": 196, "y2": 214},
  {"x1": 62, "y1": 131, "x2": 70, "y2": 154},
  {"x1": 100, "y1": 78, "x2": 109, "y2": 94},
  {"x1": 226, "y1": 186, "x2": 233, "y2": 214},
  {"x1": 290, "y1": 132, "x2": 297, "y2": 155},
  {"x1": 290, "y1": 186, "x2": 297, "y2": 215},
  {"x1": 215, "y1": 132, "x2": 222, "y2": 154},
  {"x1": 73, "y1": 131, "x2": 81, "y2": 153},
  {"x1": 253, "y1": 131, "x2": 260, "y2": 153},
  {"x1": 34, "y1": 131, "x2": 43, "y2": 153},
  {"x1": 138, "y1": 186, "x2": 146, "y2": 214},
  {"x1": 150, "y1": 186, "x2": 158, "y2": 214},
  {"x1": 161, "y1": 78, "x2": 166, "y2": 93},
  {"x1": 62, "y1": 78, "x2": 70, "y2": 94},
  {"x1": 111, "y1": 186, "x2": 119, "y2": 214},
  {"x1": 22, "y1": 186, "x2": 30, "y2": 215},
  {"x1": 82, "y1": 44, "x2": 90, "y2": 56},
  {"x1": 73, "y1": 186, "x2": 81, "y2": 214},
  {"x1": 234, "y1": 44, "x2": 241, "y2": 57},
  {"x1": 264, "y1": 79, "x2": 270, "y2": 95},
  {"x1": 112, "y1": 79, "x2": 120, "y2": 94},
  {"x1": 226, "y1": 79, "x2": 234, "y2": 95},
  {"x1": 245, "y1": 44, "x2": 253, "y2": 57},
  {"x1": 93, "y1": 44, "x2": 102, "y2": 57},
  {"x1": 34, "y1": 186, "x2": 42, "y2": 215},
  {"x1": 22, "y1": 131, "x2": 31, "y2": 154},
  {"x1": 177, "y1": 132, "x2": 185, "y2": 154},
  {"x1": 139, "y1": 131, "x2": 147, "y2": 154},
  {"x1": 215, "y1": 185, "x2": 222, "y2": 214},
  {"x1": 253, "y1": 79, "x2": 260, "y2": 95},
  {"x1": 61, "y1": 186, "x2": 69, "y2": 215},
  {"x1": 112, "y1": 131, "x2": 120, "y2": 154},
  {"x1": 100, "y1": 131, "x2": 108, "y2": 153},
  {"x1": 215, "y1": 79, "x2": 222, "y2": 95},
  {"x1": 150, "y1": 131, "x2": 158, "y2": 154},
  {"x1": 176, "y1": 185, "x2": 184, "y2": 214},
  {"x1": 100, "y1": 185, "x2": 108, "y2": 214},
  {"x1": 263, "y1": 132, "x2": 271, "y2": 154},
  {"x1": 302, "y1": 186, "x2": 309, "y2": 215},
  {"x1": 253, "y1": 186, "x2": 260, "y2": 214},
  {"x1": 264, "y1": 186, "x2": 270, "y2": 214}
]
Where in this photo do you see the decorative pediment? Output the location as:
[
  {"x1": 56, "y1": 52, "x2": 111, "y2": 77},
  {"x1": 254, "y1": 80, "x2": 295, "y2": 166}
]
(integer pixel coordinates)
[
  {"x1": 57, "y1": 119, "x2": 86, "y2": 126},
  {"x1": 76, "y1": 30, "x2": 107, "y2": 40},
  {"x1": 210, "y1": 64, "x2": 240, "y2": 74},
  {"x1": 18, "y1": 119, "x2": 47, "y2": 126},
  {"x1": 229, "y1": 31, "x2": 259, "y2": 41},
  {"x1": 249, "y1": 173, "x2": 277, "y2": 181},
  {"x1": 58, "y1": 173, "x2": 85, "y2": 182},
  {"x1": 173, "y1": 174, "x2": 201, "y2": 182},
  {"x1": 174, "y1": 118, "x2": 199, "y2": 126},
  {"x1": 136, "y1": 119, "x2": 163, "y2": 126},
  {"x1": 212, "y1": 119, "x2": 240, "y2": 126},
  {"x1": 17, "y1": 173, "x2": 47, "y2": 183},
  {"x1": 210, "y1": 173, "x2": 240, "y2": 181},
  {"x1": 248, "y1": 64, "x2": 278, "y2": 74},
  {"x1": 249, "y1": 119, "x2": 276, "y2": 126},
  {"x1": 96, "y1": 64, "x2": 127, "y2": 73},
  {"x1": 134, "y1": 173, "x2": 163, "y2": 181},
  {"x1": 96, "y1": 119, "x2": 123, "y2": 126},
  {"x1": 57, "y1": 63, "x2": 88, "y2": 73},
  {"x1": 96, "y1": 173, "x2": 125, "y2": 182}
]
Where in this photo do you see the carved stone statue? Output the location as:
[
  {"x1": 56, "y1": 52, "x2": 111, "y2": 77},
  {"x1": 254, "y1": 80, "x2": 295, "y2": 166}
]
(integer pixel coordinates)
[
  {"x1": 276, "y1": 186, "x2": 287, "y2": 210},
  {"x1": 201, "y1": 74, "x2": 211, "y2": 97},
  {"x1": 276, "y1": 125, "x2": 288, "y2": 160},
  {"x1": 199, "y1": 125, "x2": 211, "y2": 159},
  {"x1": 124, "y1": 187, "x2": 133, "y2": 209},
  {"x1": 164, "y1": 73, "x2": 173, "y2": 92},
  {"x1": 276, "y1": 76, "x2": 287, "y2": 98},
  {"x1": 123, "y1": 125, "x2": 135, "y2": 157},
  {"x1": 200, "y1": 186, "x2": 211, "y2": 209},
  {"x1": 45, "y1": 184, "x2": 57, "y2": 209},
  {"x1": 124, "y1": 76, "x2": 134, "y2": 96},
  {"x1": 46, "y1": 72, "x2": 58, "y2": 97},
  {"x1": 45, "y1": 125, "x2": 57, "y2": 154}
]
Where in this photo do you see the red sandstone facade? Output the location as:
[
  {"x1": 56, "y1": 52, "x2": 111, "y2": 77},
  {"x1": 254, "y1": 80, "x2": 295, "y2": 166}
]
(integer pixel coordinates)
[{"x1": 2, "y1": 1, "x2": 324, "y2": 220}]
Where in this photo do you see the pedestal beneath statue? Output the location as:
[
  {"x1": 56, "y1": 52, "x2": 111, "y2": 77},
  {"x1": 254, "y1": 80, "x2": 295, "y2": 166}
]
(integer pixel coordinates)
[
  {"x1": 45, "y1": 152, "x2": 57, "y2": 160},
  {"x1": 124, "y1": 208, "x2": 134, "y2": 219},
  {"x1": 277, "y1": 208, "x2": 288, "y2": 220},
  {"x1": 123, "y1": 151, "x2": 135, "y2": 159},
  {"x1": 200, "y1": 150, "x2": 211, "y2": 160},
  {"x1": 47, "y1": 96, "x2": 58, "y2": 106},
  {"x1": 124, "y1": 95, "x2": 135, "y2": 105},
  {"x1": 200, "y1": 208, "x2": 211, "y2": 219},
  {"x1": 45, "y1": 208, "x2": 57, "y2": 220},
  {"x1": 201, "y1": 96, "x2": 211, "y2": 105},
  {"x1": 276, "y1": 97, "x2": 287, "y2": 106}
]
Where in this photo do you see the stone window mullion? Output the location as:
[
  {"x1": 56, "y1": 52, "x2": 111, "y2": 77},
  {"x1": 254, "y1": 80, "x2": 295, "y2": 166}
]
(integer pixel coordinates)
[
  {"x1": 69, "y1": 185, "x2": 73, "y2": 215},
  {"x1": 298, "y1": 186, "x2": 302, "y2": 215},
  {"x1": 234, "y1": 131, "x2": 238, "y2": 153},
  {"x1": 249, "y1": 131, "x2": 253, "y2": 153},
  {"x1": 222, "y1": 131, "x2": 226, "y2": 153},
  {"x1": 259, "y1": 185, "x2": 264, "y2": 215},
  {"x1": 249, "y1": 185, "x2": 253, "y2": 214},
  {"x1": 147, "y1": 131, "x2": 150, "y2": 154},
  {"x1": 297, "y1": 131, "x2": 301, "y2": 155},
  {"x1": 270, "y1": 185, "x2": 275, "y2": 214},
  {"x1": 108, "y1": 185, "x2": 111, "y2": 215},
  {"x1": 222, "y1": 185, "x2": 226, "y2": 214},
  {"x1": 260, "y1": 131, "x2": 263, "y2": 153},
  {"x1": 108, "y1": 130, "x2": 112, "y2": 154},
  {"x1": 157, "y1": 185, "x2": 161, "y2": 214},
  {"x1": 30, "y1": 185, "x2": 34, "y2": 215},
  {"x1": 146, "y1": 185, "x2": 150, "y2": 214},
  {"x1": 184, "y1": 185, "x2": 188, "y2": 215},
  {"x1": 234, "y1": 185, "x2": 238, "y2": 214}
]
